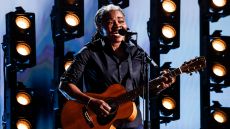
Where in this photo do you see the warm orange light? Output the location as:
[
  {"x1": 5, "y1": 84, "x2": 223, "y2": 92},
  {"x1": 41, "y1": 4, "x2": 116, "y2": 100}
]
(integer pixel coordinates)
[
  {"x1": 16, "y1": 92, "x2": 31, "y2": 106},
  {"x1": 162, "y1": 0, "x2": 177, "y2": 13},
  {"x1": 16, "y1": 119, "x2": 32, "y2": 129},
  {"x1": 16, "y1": 43, "x2": 31, "y2": 56},
  {"x1": 211, "y1": 38, "x2": 227, "y2": 52},
  {"x1": 212, "y1": 0, "x2": 227, "y2": 8},
  {"x1": 65, "y1": 13, "x2": 80, "y2": 27},
  {"x1": 212, "y1": 63, "x2": 227, "y2": 77},
  {"x1": 162, "y1": 97, "x2": 176, "y2": 110},
  {"x1": 64, "y1": 60, "x2": 73, "y2": 71},
  {"x1": 162, "y1": 24, "x2": 176, "y2": 39},
  {"x1": 15, "y1": 16, "x2": 31, "y2": 29},
  {"x1": 213, "y1": 110, "x2": 228, "y2": 123}
]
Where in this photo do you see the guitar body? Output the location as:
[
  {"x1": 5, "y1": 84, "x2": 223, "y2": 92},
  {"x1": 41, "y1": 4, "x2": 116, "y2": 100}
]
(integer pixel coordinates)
[
  {"x1": 61, "y1": 56, "x2": 206, "y2": 129},
  {"x1": 61, "y1": 84, "x2": 137, "y2": 129}
]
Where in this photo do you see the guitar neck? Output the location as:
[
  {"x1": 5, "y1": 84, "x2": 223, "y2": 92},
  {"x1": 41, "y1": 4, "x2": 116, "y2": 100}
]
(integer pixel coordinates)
[{"x1": 113, "y1": 67, "x2": 182, "y2": 105}]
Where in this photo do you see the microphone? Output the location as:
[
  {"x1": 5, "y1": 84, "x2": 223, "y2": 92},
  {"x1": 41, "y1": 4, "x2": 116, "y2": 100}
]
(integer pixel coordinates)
[{"x1": 118, "y1": 28, "x2": 137, "y2": 36}]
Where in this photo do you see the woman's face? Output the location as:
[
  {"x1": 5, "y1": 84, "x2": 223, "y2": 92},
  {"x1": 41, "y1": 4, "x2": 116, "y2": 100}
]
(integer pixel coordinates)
[{"x1": 101, "y1": 10, "x2": 127, "y2": 43}]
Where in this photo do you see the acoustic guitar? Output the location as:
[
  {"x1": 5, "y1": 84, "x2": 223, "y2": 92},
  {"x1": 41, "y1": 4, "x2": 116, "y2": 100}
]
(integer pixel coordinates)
[{"x1": 61, "y1": 56, "x2": 206, "y2": 129}]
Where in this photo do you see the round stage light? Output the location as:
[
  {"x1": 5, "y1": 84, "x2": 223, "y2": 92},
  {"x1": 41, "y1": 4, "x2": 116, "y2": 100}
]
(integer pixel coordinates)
[
  {"x1": 162, "y1": 0, "x2": 177, "y2": 13},
  {"x1": 64, "y1": 60, "x2": 73, "y2": 71},
  {"x1": 16, "y1": 92, "x2": 31, "y2": 106},
  {"x1": 212, "y1": 63, "x2": 227, "y2": 77},
  {"x1": 15, "y1": 16, "x2": 31, "y2": 29},
  {"x1": 16, "y1": 119, "x2": 32, "y2": 129},
  {"x1": 16, "y1": 42, "x2": 31, "y2": 56},
  {"x1": 211, "y1": 38, "x2": 227, "y2": 52},
  {"x1": 213, "y1": 110, "x2": 228, "y2": 123},
  {"x1": 162, "y1": 24, "x2": 176, "y2": 39},
  {"x1": 212, "y1": 0, "x2": 227, "y2": 8},
  {"x1": 65, "y1": 13, "x2": 80, "y2": 27},
  {"x1": 162, "y1": 96, "x2": 176, "y2": 110}
]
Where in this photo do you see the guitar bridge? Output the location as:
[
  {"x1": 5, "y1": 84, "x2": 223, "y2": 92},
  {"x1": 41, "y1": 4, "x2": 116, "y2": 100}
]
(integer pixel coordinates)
[{"x1": 82, "y1": 106, "x2": 94, "y2": 128}]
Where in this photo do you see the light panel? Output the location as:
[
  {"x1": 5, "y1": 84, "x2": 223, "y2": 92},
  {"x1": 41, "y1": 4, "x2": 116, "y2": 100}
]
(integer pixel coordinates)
[
  {"x1": 4, "y1": 6, "x2": 36, "y2": 69},
  {"x1": 158, "y1": 0, "x2": 180, "y2": 52},
  {"x1": 51, "y1": 0, "x2": 84, "y2": 41}
]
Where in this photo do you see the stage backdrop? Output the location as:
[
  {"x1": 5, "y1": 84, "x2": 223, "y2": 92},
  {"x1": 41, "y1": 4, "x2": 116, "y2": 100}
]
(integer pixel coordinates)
[{"x1": 0, "y1": 0, "x2": 230, "y2": 129}]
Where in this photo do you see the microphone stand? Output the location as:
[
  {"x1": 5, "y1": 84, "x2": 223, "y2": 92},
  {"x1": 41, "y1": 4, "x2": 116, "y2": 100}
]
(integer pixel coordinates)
[{"x1": 128, "y1": 35, "x2": 157, "y2": 129}]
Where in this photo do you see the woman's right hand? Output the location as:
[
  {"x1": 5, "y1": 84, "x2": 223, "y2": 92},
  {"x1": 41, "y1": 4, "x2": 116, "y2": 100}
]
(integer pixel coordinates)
[{"x1": 88, "y1": 98, "x2": 111, "y2": 117}]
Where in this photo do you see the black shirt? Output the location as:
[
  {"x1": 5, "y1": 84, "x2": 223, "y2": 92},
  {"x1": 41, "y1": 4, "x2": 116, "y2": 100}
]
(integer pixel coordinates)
[{"x1": 59, "y1": 38, "x2": 147, "y2": 128}]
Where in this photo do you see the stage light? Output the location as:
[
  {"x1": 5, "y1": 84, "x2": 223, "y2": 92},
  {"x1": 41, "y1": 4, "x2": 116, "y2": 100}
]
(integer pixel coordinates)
[
  {"x1": 210, "y1": 0, "x2": 228, "y2": 12},
  {"x1": 64, "y1": 61, "x2": 73, "y2": 71},
  {"x1": 16, "y1": 42, "x2": 31, "y2": 56},
  {"x1": 208, "y1": 101, "x2": 230, "y2": 128},
  {"x1": 16, "y1": 119, "x2": 32, "y2": 129},
  {"x1": 15, "y1": 16, "x2": 31, "y2": 29},
  {"x1": 159, "y1": 95, "x2": 178, "y2": 117},
  {"x1": 64, "y1": 51, "x2": 75, "y2": 71},
  {"x1": 207, "y1": 31, "x2": 230, "y2": 85},
  {"x1": 3, "y1": 6, "x2": 36, "y2": 69},
  {"x1": 210, "y1": 62, "x2": 229, "y2": 84},
  {"x1": 16, "y1": 91, "x2": 32, "y2": 106},
  {"x1": 51, "y1": 0, "x2": 84, "y2": 41},
  {"x1": 158, "y1": 69, "x2": 180, "y2": 121},
  {"x1": 161, "y1": 24, "x2": 176, "y2": 39},
  {"x1": 212, "y1": 63, "x2": 227, "y2": 77},
  {"x1": 212, "y1": 0, "x2": 227, "y2": 7},
  {"x1": 209, "y1": 34, "x2": 229, "y2": 55},
  {"x1": 98, "y1": 0, "x2": 129, "y2": 9},
  {"x1": 211, "y1": 38, "x2": 227, "y2": 52},
  {"x1": 10, "y1": 82, "x2": 36, "y2": 129},
  {"x1": 15, "y1": 82, "x2": 34, "y2": 106},
  {"x1": 162, "y1": 96, "x2": 176, "y2": 110},
  {"x1": 208, "y1": 0, "x2": 230, "y2": 22},
  {"x1": 65, "y1": 13, "x2": 80, "y2": 27},
  {"x1": 212, "y1": 109, "x2": 228, "y2": 123},
  {"x1": 158, "y1": 0, "x2": 180, "y2": 52},
  {"x1": 200, "y1": 1, "x2": 230, "y2": 129},
  {"x1": 162, "y1": 0, "x2": 177, "y2": 13},
  {"x1": 63, "y1": 11, "x2": 82, "y2": 36}
]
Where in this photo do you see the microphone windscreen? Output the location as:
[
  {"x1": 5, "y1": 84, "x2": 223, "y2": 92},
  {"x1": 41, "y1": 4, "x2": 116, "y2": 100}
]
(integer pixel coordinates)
[{"x1": 118, "y1": 28, "x2": 127, "y2": 36}]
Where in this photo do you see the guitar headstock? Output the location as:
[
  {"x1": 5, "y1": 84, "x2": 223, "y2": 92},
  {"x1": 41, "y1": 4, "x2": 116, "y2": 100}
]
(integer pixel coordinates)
[{"x1": 181, "y1": 56, "x2": 206, "y2": 74}]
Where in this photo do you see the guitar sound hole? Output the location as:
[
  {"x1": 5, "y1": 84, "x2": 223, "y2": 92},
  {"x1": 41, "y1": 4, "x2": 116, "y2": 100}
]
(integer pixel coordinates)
[
  {"x1": 97, "y1": 99, "x2": 118, "y2": 125},
  {"x1": 108, "y1": 101, "x2": 118, "y2": 114}
]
